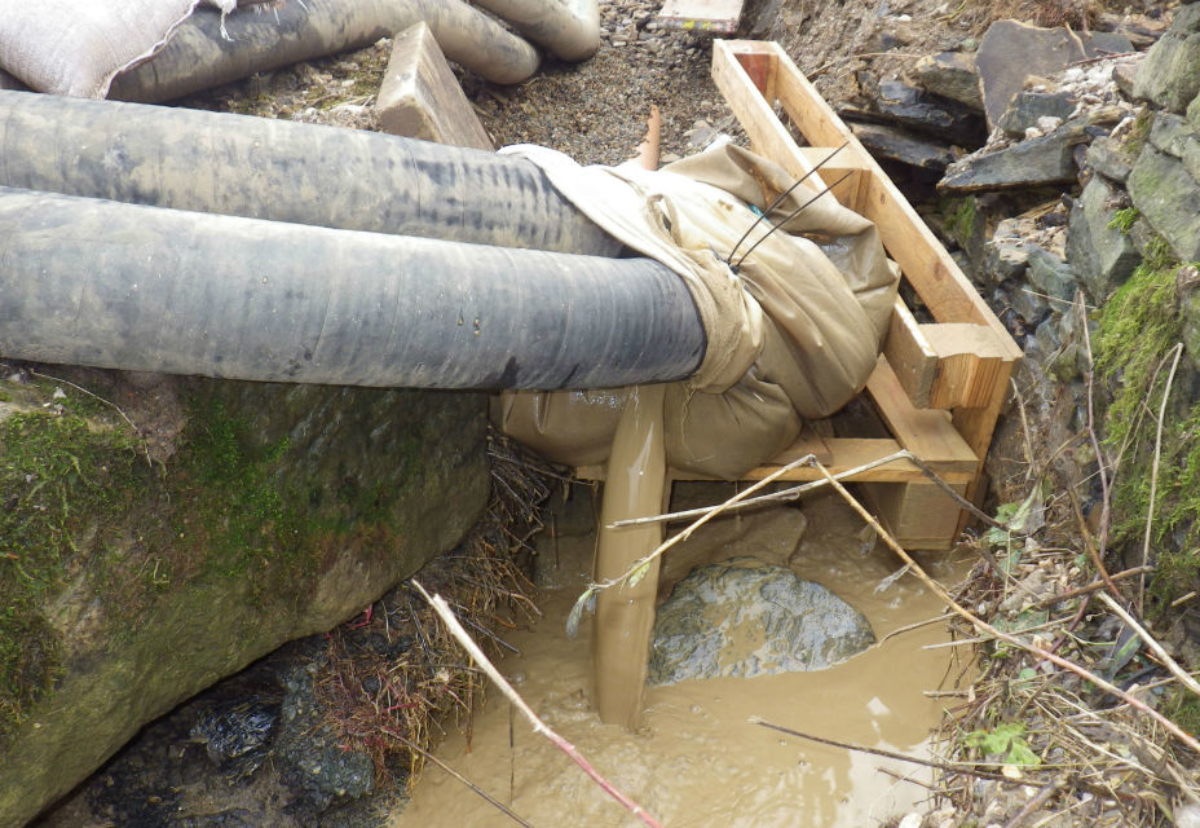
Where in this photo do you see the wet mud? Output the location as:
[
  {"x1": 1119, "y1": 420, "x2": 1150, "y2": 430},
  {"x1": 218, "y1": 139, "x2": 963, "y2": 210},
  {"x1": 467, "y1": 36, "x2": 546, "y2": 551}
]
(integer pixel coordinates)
[{"x1": 392, "y1": 489, "x2": 974, "y2": 828}]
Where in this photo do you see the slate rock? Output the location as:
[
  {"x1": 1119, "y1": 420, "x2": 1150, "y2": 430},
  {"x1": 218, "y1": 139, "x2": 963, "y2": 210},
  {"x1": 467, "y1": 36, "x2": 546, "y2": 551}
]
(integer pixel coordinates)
[
  {"x1": 983, "y1": 219, "x2": 1034, "y2": 285},
  {"x1": 851, "y1": 122, "x2": 956, "y2": 170},
  {"x1": 1078, "y1": 31, "x2": 1135, "y2": 59},
  {"x1": 1112, "y1": 62, "x2": 1139, "y2": 100},
  {"x1": 976, "y1": 21, "x2": 1087, "y2": 129},
  {"x1": 1010, "y1": 282, "x2": 1052, "y2": 327},
  {"x1": 1066, "y1": 176, "x2": 1141, "y2": 302},
  {"x1": 842, "y1": 76, "x2": 985, "y2": 145},
  {"x1": 1149, "y1": 111, "x2": 1198, "y2": 157},
  {"x1": 647, "y1": 557, "x2": 875, "y2": 685},
  {"x1": 939, "y1": 122, "x2": 1089, "y2": 193},
  {"x1": 1128, "y1": 144, "x2": 1200, "y2": 262},
  {"x1": 913, "y1": 51, "x2": 984, "y2": 110},
  {"x1": 1096, "y1": 12, "x2": 1169, "y2": 51},
  {"x1": 997, "y1": 91, "x2": 1077, "y2": 138},
  {"x1": 1183, "y1": 135, "x2": 1200, "y2": 183},
  {"x1": 1132, "y1": 4, "x2": 1200, "y2": 113},
  {"x1": 1085, "y1": 135, "x2": 1135, "y2": 183},
  {"x1": 1026, "y1": 246, "x2": 1078, "y2": 301},
  {"x1": 1189, "y1": 92, "x2": 1200, "y2": 132}
]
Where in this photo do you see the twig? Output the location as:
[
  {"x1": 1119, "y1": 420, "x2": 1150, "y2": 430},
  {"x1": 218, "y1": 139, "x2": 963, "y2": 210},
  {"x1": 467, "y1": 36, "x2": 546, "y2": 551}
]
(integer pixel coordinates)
[
  {"x1": 610, "y1": 448, "x2": 1003, "y2": 530},
  {"x1": 1002, "y1": 779, "x2": 1067, "y2": 828},
  {"x1": 807, "y1": 459, "x2": 1200, "y2": 756},
  {"x1": 878, "y1": 611, "x2": 956, "y2": 644},
  {"x1": 1098, "y1": 591, "x2": 1200, "y2": 697},
  {"x1": 1139, "y1": 343, "x2": 1184, "y2": 615},
  {"x1": 1065, "y1": 486, "x2": 1121, "y2": 600},
  {"x1": 30, "y1": 370, "x2": 153, "y2": 466},
  {"x1": 1028, "y1": 566, "x2": 1152, "y2": 610},
  {"x1": 749, "y1": 717, "x2": 1013, "y2": 783},
  {"x1": 1078, "y1": 292, "x2": 1113, "y2": 565},
  {"x1": 592, "y1": 453, "x2": 817, "y2": 594},
  {"x1": 411, "y1": 580, "x2": 665, "y2": 828},
  {"x1": 387, "y1": 729, "x2": 536, "y2": 828}
]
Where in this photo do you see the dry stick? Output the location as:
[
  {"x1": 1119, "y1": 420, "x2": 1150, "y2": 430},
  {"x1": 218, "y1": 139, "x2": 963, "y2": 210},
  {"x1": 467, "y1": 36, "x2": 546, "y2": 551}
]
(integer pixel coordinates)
[
  {"x1": 1139, "y1": 342, "x2": 1184, "y2": 616},
  {"x1": 807, "y1": 459, "x2": 1200, "y2": 756},
  {"x1": 387, "y1": 729, "x2": 536, "y2": 828},
  {"x1": 1098, "y1": 591, "x2": 1200, "y2": 697},
  {"x1": 878, "y1": 610, "x2": 956, "y2": 644},
  {"x1": 30, "y1": 370, "x2": 154, "y2": 467},
  {"x1": 594, "y1": 453, "x2": 817, "y2": 593},
  {"x1": 410, "y1": 580, "x2": 665, "y2": 828},
  {"x1": 1065, "y1": 486, "x2": 1121, "y2": 600},
  {"x1": 610, "y1": 448, "x2": 1003, "y2": 531},
  {"x1": 749, "y1": 718, "x2": 1013, "y2": 783},
  {"x1": 1002, "y1": 779, "x2": 1067, "y2": 828},
  {"x1": 1078, "y1": 292, "x2": 1114, "y2": 565},
  {"x1": 1028, "y1": 566, "x2": 1152, "y2": 610}
]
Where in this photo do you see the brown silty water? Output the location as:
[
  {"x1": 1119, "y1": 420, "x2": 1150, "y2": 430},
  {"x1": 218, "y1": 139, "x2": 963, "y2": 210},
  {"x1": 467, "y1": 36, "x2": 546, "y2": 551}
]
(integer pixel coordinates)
[{"x1": 391, "y1": 489, "x2": 973, "y2": 828}]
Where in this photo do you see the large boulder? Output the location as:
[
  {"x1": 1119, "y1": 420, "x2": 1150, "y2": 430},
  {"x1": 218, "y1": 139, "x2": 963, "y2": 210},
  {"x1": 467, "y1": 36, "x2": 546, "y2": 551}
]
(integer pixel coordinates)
[
  {"x1": 647, "y1": 557, "x2": 875, "y2": 685},
  {"x1": 1128, "y1": 143, "x2": 1200, "y2": 263},
  {"x1": 1133, "y1": 4, "x2": 1200, "y2": 114},
  {"x1": 0, "y1": 371, "x2": 489, "y2": 827},
  {"x1": 1066, "y1": 176, "x2": 1141, "y2": 302},
  {"x1": 975, "y1": 21, "x2": 1086, "y2": 130}
]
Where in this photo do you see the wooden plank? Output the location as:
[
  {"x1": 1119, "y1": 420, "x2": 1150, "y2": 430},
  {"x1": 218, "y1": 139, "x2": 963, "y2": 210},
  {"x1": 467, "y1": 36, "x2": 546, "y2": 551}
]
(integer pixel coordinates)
[
  {"x1": 865, "y1": 356, "x2": 978, "y2": 467},
  {"x1": 711, "y1": 40, "x2": 864, "y2": 209},
  {"x1": 884, "y1": 297, "x2": 938, "y2": 409},
  {"x1": 376, "y1": 22, "x2": 493, "y2": 151},
  {"x1": 577, "y1": 436, "x2": 973, "y2": 484},
  {"x1": 866, "y1": 480, "x2": 967, "y2": 551},
  {"x1": 922, "y1": 323, "x2": 1013, "y2": 409},
  {"x1": 716, "y1": 40, "x2": 1021, "y2": 362},
  {"x1": 658, "y1": 0, "x2": 746, "y2": 34},
  {"x1": 885, "y1": 308, "x2": 1015, "y2": 410}
]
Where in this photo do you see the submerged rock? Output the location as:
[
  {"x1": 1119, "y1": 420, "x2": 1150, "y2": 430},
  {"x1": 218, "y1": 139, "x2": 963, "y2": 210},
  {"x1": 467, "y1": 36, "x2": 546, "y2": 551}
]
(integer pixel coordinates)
[{"x1": 647, "y1": 557, "x2": 874, "y2": 685}]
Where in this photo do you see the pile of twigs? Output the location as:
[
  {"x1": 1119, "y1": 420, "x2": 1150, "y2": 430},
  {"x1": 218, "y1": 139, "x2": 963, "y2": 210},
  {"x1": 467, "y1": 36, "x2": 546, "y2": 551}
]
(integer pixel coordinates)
[
  {"x1": 312, "y1": 430, "x2": 553, "y2": 788},
  {"x1": 925, "y1": 495, "x2": 1200, "y2": 826}
]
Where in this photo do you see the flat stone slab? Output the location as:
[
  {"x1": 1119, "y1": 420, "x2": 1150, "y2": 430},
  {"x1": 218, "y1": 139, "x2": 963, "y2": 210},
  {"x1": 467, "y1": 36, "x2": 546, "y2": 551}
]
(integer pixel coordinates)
[
  {"x1": 914, "y1": 51, "x2": 983, "y2": 110},
  {"x1": 939, "y1": 122, "x2": 1089, "y2": 193},
  {"x1": 975, "y1": 20, "x2": 1086, "y2": 130},
  {"x1": 647, "y1": 557, "x2": 875, "y2": 685}
]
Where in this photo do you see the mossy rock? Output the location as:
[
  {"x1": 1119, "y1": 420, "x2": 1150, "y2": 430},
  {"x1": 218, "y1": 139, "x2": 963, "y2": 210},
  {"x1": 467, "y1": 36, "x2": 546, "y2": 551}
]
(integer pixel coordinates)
[{"x1": 0, "y1": 371, "x2": 488, "y2": 827}]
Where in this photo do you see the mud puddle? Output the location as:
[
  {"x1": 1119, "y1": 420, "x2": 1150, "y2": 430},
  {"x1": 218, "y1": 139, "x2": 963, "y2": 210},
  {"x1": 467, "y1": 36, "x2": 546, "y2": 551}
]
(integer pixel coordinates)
[{"x1": 392, "y1": 489, "x2": 973, "y2": 828}]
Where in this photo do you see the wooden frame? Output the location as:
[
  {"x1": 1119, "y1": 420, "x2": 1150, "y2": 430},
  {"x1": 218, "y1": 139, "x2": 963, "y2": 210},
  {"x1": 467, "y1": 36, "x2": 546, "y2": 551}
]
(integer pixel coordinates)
[{"x1": 580, "y1": 41, "x2": 1020, "y2": 551}]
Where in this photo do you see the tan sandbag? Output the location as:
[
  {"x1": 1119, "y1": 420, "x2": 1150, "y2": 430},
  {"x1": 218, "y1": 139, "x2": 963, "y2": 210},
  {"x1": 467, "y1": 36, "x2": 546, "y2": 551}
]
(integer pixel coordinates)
[{"x1": 494, "y1": 144, "x2": 899, "y2": 480}]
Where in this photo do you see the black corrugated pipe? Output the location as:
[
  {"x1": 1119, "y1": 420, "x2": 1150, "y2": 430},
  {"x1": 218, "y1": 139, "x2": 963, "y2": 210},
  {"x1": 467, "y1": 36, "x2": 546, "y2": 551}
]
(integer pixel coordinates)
[
  {"x1": 0, "y1": 89, "x2": 622, "y2": 256},
  {"x1": 108, "y1": 0, "x2": 543, "y2": 101},
  {"x1": 0, "y1": 187, "x2": 706, "y2": 390}
]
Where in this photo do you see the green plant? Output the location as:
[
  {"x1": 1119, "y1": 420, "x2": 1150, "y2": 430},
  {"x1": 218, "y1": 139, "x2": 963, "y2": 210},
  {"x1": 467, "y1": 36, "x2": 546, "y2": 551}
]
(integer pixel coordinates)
[
  {"x1": 963, "y1": 722, "x2": 1041, "y2": 766},
  {"x1": 1107, "y1": 206, "x2": 1139, "y2": 234}
]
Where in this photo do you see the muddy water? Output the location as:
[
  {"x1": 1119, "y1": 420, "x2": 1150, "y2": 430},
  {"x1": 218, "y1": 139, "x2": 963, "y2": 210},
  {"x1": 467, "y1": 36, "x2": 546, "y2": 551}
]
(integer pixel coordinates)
[{"x1": 391, "y1": 492, "x2": 972, "y2": 828}]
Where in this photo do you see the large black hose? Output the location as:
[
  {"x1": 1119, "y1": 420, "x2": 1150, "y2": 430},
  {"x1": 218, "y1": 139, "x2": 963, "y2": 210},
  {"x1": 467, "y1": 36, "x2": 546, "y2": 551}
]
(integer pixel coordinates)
[
  {"x1": 108, "y1": 0, "x2": 542, "y2": 101},
  {"x1": 0, "y1": 187, "x2": 705, "y2": 390},
  {"x1": 0, "y1": 89, "x2": 622, "y2": 256}
]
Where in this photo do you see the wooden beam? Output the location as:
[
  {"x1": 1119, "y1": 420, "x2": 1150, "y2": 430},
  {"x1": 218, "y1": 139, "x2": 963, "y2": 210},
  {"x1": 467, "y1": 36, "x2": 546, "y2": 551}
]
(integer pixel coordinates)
[
  {"x1": 715, "y1": 40, "x2": 1021, "y2": 361},
  {"x1": 884, "y1": 297, "x2": 939, "y2": 409},
  {"x1": 576, "y1": 435, "x2": 974, "y2": 484},
  {"x1": 376, "y1": 22, "x2": 493, "y2": 151}
]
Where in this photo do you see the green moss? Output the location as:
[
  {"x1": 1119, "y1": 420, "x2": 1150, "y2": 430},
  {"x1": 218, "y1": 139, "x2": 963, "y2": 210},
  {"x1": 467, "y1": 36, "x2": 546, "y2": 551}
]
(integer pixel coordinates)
[
  {"x1": 1121, "y1": 108, "x2": 1153, "y2": 160},
  {"x1": 0, "y1": 410, "x2": 145, "y2": 744},
  {"x1": 1096, "y1": 247, "x2": 1200, "y2": 609},
  {"x1": 941, "y1": 196, "x2": 978, "y2": 250},
  {"x1": 1107, "y1": 207, "x2": 1139, "y2": 235}
]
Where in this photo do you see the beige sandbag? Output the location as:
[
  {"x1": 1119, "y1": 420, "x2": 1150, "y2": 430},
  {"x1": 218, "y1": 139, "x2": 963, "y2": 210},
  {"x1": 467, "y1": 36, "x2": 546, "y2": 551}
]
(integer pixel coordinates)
[
  {"x1": 0, "y1": 0, "x2": 235, "y2": 97},
  {"x1": 494, "y1": 144, "x2": 900, "y2": 480}
]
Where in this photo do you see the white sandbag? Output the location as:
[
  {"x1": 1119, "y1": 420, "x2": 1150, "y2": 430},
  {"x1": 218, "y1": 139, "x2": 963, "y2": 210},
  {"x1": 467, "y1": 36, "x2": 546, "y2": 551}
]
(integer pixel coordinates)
[{"x1": 0, "y1": 0, "x2": 235, "y2": 97}]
